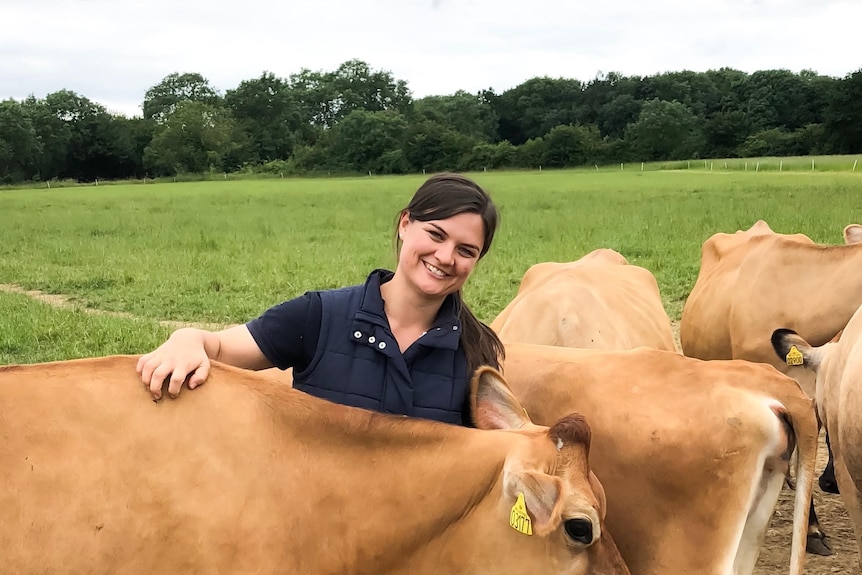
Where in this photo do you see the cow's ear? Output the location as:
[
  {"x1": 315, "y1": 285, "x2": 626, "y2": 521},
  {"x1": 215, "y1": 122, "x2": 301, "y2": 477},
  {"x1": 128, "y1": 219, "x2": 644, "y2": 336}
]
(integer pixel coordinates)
[
  {"x1": 844, "y1": 224, "x2": 862, "y2": 245},
  {"x1": 771, "y1": 329, "x2": 823, "y2": 371},
  {"x1": 471, "y1": 366, "x2": 531, "y2": 430},
  {"x1": 503, "y1": 467, "x2": 565, "y2": 537}
]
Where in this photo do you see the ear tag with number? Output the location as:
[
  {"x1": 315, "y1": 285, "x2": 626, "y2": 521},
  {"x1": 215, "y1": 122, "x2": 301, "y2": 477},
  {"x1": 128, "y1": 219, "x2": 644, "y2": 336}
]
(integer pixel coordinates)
[
  {"x1": 509, "y1": 492, "x2": 533, "y2": 535},
  {"x1": 786, "y1": 345, "x2": 804, "y2": 366}
]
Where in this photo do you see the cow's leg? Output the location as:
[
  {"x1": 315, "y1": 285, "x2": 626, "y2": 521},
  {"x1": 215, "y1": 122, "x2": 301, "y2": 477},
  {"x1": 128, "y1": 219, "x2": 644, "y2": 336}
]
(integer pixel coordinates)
[
  {"x1": 819, "y1": 432, "x2": 839, "y2": 494},
  {"x1": 806, "y1": 500, "x2": 833, "y2": 555}
]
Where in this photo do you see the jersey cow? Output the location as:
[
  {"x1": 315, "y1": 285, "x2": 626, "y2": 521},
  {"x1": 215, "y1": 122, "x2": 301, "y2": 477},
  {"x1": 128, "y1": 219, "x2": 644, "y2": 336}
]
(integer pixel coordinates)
[
  {"x1": 502, "y1": 343, "x2": 817, "y2": 575},
  {"x1": 680, "y1": 220, "x2": 862, "y2": 554},
  {"x1": 773, "y1": 304, "x2": 862, "y2": 570},
  {"x1": 491, "y1": 249, "x2": 677, "y2": 352},
  {"x1": 681, "y1": 220, "x2": 862, "y2": 391},
  {"x1": 0, "y1": 356, "x2": 629, "y2": 575}
]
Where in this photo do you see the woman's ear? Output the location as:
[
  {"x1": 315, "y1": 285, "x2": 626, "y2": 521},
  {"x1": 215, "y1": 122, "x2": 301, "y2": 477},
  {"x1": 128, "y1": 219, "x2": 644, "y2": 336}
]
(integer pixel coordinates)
[{"x1": 398, "y1": 212, "x2": 410, "y2": 240}]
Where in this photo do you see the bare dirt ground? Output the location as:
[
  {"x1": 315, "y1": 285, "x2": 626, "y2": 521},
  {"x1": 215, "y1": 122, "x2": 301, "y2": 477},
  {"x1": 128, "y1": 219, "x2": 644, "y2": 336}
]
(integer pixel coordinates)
[
  {"x1": 5, "y1": 284, "x2": 859, "y2": 573},
  {"x1": 754, "y1": 432, "x2": 858, "y2": 575}
]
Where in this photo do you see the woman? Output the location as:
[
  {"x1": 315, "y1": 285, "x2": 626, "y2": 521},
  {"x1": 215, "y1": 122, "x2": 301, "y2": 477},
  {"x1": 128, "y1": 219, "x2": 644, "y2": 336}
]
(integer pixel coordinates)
[{"x1": 137, "y1": 172, "x2": 505, "y2": 426}]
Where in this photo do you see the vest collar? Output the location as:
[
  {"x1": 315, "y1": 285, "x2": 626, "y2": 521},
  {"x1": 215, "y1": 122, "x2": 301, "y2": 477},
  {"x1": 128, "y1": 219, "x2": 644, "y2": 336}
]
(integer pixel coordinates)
[{"x1": 354, "y1": 269, "x2": 462, "y2": 350}]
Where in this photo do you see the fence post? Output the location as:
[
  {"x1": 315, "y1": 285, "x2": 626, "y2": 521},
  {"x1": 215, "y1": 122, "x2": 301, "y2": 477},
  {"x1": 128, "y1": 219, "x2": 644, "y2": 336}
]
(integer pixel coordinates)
[
  {"x1": 756, "y1": 162, "x2": 760, "y2": 172},
  {"x1": 779, "y1": 161, "x2": 783, "y2": 172},
  {"x1": 853, "y1": 159, "x2": 858, "y2": 172},
  {"x1": 812, "y1": 158, "x2": 815, "y2": 171}
]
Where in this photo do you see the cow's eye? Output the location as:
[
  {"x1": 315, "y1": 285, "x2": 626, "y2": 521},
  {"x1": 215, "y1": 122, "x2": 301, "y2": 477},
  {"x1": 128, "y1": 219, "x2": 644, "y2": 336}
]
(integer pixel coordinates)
[{"x1": 564, "y1": 518, "x2": 593, "y2": 544}]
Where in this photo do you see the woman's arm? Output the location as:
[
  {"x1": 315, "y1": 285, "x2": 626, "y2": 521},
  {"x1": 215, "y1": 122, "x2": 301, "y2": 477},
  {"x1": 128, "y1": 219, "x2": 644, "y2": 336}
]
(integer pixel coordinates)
[{"x1": 136, "y1": 324, "x2": 272, "y2": 400}]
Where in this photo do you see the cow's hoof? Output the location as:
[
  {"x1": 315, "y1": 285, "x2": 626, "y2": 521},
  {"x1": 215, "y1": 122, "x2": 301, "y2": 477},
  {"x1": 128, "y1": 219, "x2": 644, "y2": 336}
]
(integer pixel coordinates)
[
  {"x1": 806, "y1": 533, "x2": 833, "y2": 556},
  {"x1": 785, "y1": 475, "x2": 796, "y2": 490},
  {"x1": 819, "y1": 474, "x2": 840, "y2": 495}
]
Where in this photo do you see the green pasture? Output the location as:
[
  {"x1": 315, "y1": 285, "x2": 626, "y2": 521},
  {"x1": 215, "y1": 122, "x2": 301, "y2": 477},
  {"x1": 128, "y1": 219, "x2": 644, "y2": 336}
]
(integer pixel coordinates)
[{"x1": 2, "y1": 168, "x2": 861, "y2": 365}]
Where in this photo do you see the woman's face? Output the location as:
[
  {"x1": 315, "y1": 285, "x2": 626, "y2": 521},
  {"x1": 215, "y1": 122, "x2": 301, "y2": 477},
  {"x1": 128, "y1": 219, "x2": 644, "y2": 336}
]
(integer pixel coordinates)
[{"x1": 397, "y1": 211, "x2": 485, "y2": 299}]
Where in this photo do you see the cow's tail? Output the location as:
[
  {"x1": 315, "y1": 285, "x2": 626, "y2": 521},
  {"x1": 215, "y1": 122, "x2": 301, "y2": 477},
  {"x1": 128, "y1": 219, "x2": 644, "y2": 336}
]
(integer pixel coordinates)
[{"x1": 776, "y1": 397, "x2": 817, "y2": 575}]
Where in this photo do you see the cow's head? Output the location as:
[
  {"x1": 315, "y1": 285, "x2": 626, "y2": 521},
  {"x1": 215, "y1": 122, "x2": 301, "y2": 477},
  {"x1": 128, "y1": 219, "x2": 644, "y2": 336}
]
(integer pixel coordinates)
[
  {"x1": 771, "y1": 328, "x2": 840, "y2": 421},
  {"x1": 466, "y1": 366, "x2": 630, "y2": 575}
]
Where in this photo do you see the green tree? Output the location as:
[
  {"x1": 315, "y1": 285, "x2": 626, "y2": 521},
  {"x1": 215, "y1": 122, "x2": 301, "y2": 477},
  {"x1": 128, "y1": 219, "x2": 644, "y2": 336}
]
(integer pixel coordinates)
[
  {"x1": 413, "y1": 90, "x2": 498, "y2": 142},
  {"x1": 290, "y1": 60, "x2": 412, "y2": 130},
  {"x1": 625, "y1": 99, "x2": 703, "y2": 161},
  {"x1": 703, "y1": 110, "x2": 751, "y2": 158},
  {"x1": 327, "y1": 109, "x2": 408, "y2": 173},
  {"x1": 494, "y1": 77, "x2": 583, "y2": 145},
  {"x1": 824, "y1": 68, "x2": 862, "y2": 153},
  {"x1": 224, "y1": 71, "x2": 302, "y2": 163},
  {"x1": 143, "y1": 73, "x2": 221, "y2": 123},
  {"x1": 36, "y1": 90, "x2": 137, "y2": 181},
  {"x1": 19, "y1": 95, "x2": 69, "y2": 180},
  {"x1": 597, "y1": 95, "x2": 642, "y2": 140},
  {"x1": 403, "y1": 118, "x2": 477, "y2": 172},
  {"x1": 143, "y1": 100, "x2": 238, "y2": 175},
  {"x1": 0, "y1": 99, "x2": 42, "y2": 183},
  {"x1": 463, "y1": 141, "x2": 516, "y2": 171},
  {"x1": 543, "y1": 124, "x2": 598, "y2": 168}
]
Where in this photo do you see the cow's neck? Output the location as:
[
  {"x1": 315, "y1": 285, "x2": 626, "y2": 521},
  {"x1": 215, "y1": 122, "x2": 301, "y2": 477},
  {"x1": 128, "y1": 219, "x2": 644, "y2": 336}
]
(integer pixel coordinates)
[
  {"x1": 264, "y1": 393, "x2": 520, "y2": 574},
  {"x1": 774, "y1": 243, "x2": 862, "y2": 340}
]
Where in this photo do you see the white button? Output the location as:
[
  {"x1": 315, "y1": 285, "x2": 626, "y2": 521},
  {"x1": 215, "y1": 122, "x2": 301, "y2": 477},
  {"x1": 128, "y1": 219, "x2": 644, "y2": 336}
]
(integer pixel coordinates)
[
  {"x1": 354, "y1": 331, "x2": 362, "y2": 339},
  {"x1": 436, "y1": 327, "x2": 441, "y2": 331},
  {"x1": 452, "y1": 326, "x2": 458, "y2": 331},
  {"x1": 368, "y1": 336, "x2": 376, "y2": 344},
  {"x1": 378, "y1": 342, "x2": 386, "y2": 350}
]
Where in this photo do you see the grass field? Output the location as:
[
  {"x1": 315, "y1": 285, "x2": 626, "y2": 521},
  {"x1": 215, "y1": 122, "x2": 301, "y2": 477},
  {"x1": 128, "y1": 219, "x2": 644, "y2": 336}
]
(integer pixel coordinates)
[{"x1": 2, "y1": 167, "x2": 861, "y2": 364}]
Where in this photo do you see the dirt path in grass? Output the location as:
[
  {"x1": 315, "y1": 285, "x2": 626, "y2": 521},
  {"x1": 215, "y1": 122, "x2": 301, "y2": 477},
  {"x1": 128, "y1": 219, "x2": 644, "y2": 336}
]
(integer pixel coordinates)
[{"x1": 0, "y1": 283, "x2": 236, "y2": 331}]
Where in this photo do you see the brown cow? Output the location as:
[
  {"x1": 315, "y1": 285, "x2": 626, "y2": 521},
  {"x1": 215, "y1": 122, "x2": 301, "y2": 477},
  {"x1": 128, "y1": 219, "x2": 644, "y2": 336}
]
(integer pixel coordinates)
[
  {"x1": 681, "y1": 220, "x2": 862, "y2": 394},
  {"x1": 0, "y1": 356, "x2": 628, "y2": 575},
  {"x1": 680, "y1": 220, "x2": 862, "y2": 553},
  {"x1": 491, "y1": 249, "x2": 677, "y2": 352},
  {"x1": 502, "y1": 343, "x2": 817, "y2": 575},
  {"x1": 772, "y1": 307, "x2": 862, "y2": 569}
]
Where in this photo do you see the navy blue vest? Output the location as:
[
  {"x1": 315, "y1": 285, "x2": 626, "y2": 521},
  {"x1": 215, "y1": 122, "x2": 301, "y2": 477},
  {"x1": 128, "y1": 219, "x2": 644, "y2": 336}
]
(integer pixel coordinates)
[{"x1": 292, "y1": 271, "x2": 470, "y2": 425}]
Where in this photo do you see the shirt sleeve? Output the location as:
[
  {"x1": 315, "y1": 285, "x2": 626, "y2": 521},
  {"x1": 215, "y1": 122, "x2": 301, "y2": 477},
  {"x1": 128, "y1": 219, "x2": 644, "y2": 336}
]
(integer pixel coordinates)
[{"x1": 246, "y1": 292, "x2": 322, "y2": 372}]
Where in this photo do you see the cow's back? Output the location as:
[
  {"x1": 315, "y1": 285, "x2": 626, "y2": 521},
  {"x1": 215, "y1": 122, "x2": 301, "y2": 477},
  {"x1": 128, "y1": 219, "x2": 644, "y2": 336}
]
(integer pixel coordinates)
[
  {"x1": 493, "y1": 256, "x2": 676, "y2": 352},
  {"x1": 0, "y1": 356, "x2": 319, "y2": 573}
]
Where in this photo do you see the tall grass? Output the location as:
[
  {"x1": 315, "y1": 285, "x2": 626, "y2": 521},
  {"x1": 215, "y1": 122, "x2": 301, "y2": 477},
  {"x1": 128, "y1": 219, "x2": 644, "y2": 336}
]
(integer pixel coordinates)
[{"x1": 1, "y1": 169, "x2": 861, "y2": 364}]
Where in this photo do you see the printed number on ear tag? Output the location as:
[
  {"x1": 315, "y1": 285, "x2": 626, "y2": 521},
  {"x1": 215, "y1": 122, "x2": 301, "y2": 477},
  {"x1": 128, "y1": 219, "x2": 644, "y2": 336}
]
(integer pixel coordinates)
[
  {"x1": 509, "y1": 492, "x2": 533, "y2": 535},
  {"x1": 786, "y1": 345, "x2": 804, "y2": 366}
]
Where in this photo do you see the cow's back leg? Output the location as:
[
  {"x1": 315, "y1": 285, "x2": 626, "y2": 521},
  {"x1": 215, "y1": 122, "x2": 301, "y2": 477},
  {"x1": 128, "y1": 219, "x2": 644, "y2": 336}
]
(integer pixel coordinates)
[
  {"x1": 819, "y1": 432, "x2": 839, "y2": 494},
  {"x1": 806, "y1": 500, "x2": 832, "y2": 555}
]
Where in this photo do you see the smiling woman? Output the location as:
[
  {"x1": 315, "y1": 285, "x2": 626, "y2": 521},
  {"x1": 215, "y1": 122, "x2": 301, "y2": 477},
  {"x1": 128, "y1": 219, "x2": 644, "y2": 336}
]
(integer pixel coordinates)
[{"x1": 136, "y1": 172, "x2": 505, "y2": 427}]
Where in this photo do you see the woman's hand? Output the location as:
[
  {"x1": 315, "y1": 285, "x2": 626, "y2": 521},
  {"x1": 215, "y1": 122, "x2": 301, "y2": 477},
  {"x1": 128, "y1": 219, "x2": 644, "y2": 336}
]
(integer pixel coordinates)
[{"x1": 136, "y1": 328, "x2": 212, "y2": 400}]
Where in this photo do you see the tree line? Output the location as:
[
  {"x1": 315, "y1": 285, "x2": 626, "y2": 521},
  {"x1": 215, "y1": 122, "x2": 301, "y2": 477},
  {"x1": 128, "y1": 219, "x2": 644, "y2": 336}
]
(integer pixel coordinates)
[{"x1": 1, "y1": 59, "x2": 861, "y2": 183}]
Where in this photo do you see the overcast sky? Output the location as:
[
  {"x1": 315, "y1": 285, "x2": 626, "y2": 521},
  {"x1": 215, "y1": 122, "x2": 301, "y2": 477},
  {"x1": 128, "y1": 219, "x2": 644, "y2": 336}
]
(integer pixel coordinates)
[{"x1": 2, "y1": 0, "x2": 859, "y2": 117}]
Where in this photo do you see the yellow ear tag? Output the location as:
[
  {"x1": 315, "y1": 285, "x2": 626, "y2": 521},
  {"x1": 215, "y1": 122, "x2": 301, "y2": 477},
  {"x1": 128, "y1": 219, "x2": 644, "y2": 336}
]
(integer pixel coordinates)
[
  {"x1": 509, "y1": 492, "x2": 533, "y2": 536},
  {"x1": 786, "y1": 345, "x2": 804, "y2": 366}
]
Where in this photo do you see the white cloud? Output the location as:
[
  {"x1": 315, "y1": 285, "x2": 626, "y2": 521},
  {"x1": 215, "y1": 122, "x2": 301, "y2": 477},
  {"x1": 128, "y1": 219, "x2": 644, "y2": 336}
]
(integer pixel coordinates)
[{"x1": 2, "y1": 0, "x2": 859, "y2": 117}]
